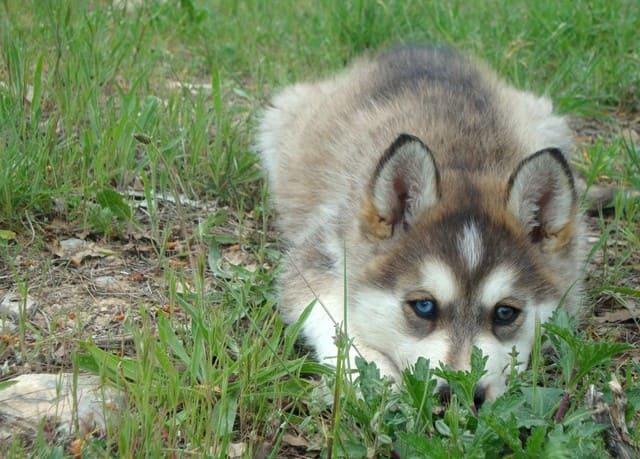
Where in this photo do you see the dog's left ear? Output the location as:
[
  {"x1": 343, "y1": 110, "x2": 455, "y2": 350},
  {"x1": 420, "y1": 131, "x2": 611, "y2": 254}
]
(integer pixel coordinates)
[
  {"x1": 506, "y1": 148, "x2": 577, "y2": 248},
  {"x1": 362, "y1": 134, "x2": 440, "y2": 239}
]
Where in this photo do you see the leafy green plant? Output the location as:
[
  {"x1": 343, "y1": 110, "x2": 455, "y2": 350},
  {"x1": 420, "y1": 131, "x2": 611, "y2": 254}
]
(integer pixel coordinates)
[
  {"x1": 318, "y1": 316, "x2": 632, "y2": 458},
  {"x1": 544, "y1": 310, "x2": 632, "y2": 392}
]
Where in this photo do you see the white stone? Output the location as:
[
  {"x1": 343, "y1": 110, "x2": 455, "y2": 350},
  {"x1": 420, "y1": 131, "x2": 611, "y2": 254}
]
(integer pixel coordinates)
[
  {"x1": 59, "y1": 238, "x2": 87, "y2": 253},
  {"x1": 94, "y1": 276, "x2": 118, "y2": 289},
  {"x1": 0, "y1": 373, "x2": 121, "y2": 437},
  {"x1": 0, "y1": 292, "x2": 37, "y2": 319},
  {"x1": 0, "y1": 319, "x2": 16, "y2": 333}
]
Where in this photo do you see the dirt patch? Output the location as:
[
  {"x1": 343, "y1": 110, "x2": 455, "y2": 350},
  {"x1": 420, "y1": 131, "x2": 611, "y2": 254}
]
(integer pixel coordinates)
[
  {"x1": 0, "y1": 192, "x2": 269, "y2": 377},
  {"x1": 570, "y1": 113, "x2": 640, "y2": 146}
]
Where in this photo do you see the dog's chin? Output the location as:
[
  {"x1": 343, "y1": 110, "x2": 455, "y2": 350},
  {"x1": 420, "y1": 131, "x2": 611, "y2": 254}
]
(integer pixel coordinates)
[
  {"x1": 484, "y1": 381, "x2": 507, "y2": 402},
  {"x1": 356, "y1": 346, "x2": 403, "y2": 383},
  {"x1": 380, "y1": 354, "x2": 403, "y2": 383}
]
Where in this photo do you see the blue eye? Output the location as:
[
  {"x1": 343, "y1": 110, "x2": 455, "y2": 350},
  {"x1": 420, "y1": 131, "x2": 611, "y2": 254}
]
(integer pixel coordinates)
[
  {"x1": 493, "y1": 305, "x2": 520, "y2": 325},
  {"x1": 409, "y1": 299, "x2": 438, "y2": 319}
]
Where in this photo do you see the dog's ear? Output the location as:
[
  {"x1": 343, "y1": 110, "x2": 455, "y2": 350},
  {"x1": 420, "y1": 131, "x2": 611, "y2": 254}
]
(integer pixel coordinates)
[
  {"x1": 506, "y1": 148, "x2": 577, "y2": 249},
  {"x1": 361, "y1": 134, "x2": 440, "y2": 239}
]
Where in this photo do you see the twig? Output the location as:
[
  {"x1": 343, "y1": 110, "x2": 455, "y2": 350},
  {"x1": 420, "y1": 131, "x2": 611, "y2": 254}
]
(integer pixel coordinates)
[
  {"x1": 585, "y1": 375, "x2": 640, "y2": 459},
  {"x1": 554, "y1": 391, "x2": 570, "y2": 423}
]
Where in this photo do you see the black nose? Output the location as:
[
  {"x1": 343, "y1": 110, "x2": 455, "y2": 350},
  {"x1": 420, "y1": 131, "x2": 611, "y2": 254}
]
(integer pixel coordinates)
[
  {"x1": 474, "y1": 385, "x2": 486, "y2": 408},
  {"x1": 438, "y1": 384, "x2": 486, "y2": 408},
  {"x1": 438, "y1": 385, "x2": 452, "y2": 405}
]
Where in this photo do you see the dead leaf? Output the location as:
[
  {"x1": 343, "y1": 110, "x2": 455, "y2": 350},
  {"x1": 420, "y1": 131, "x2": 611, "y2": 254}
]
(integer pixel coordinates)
[
  {"x1": 227, "y1": 442, "x2": 246, "y2": 458},
  {"x1": 113, "y1": 312, "x2": 126, "y2": 322},
  {"x1": 282, "y1": 433, "x2": 310, "y2": 448},
  {"x1": 175, "y1": 280, "x2": 192, "y2": 294},
  {"x1": 166, "y1": 241, "x2": 180, "y2": 251},
  {"x1": 167, "y1": 80, "x2": 212, "y2": 94},
  {"x1": 49, "y1": 238, "x2": 117, "y2": 266},
  {"x1": 131, "y1": 176, "x2": 144, "y2": 191},
  {"x1": 585, "y1": 375, "x2": 640, "y2": 457},
  {"x1": 54, "y1": 344, "x2": 69, "y2": 360},
  {"x1": 68, "y1": 438, "x2": 84, "y2": 458},
  {"x1": 58, "y1": 237, "x2": 86, "y2": 253},
  {"x1": 0, "y1": 292, "x2": 37, "y2": 319},
  {"x1": 124, "y1": 189, "x2": 217, "y2": 211},
  {"x1": 70, "y1": 247, "x2": 117, "y2": 266},
  {"x1": 168, "y1": 258, "x2": 188, "y2": 268},
  {"x1": 24, "y1": 84, "x2": 34, "y2": 104},
  {"x1": 223, "y1": 245, "x2": 251, "y2": 266},
  {"x1": 128, "y1": 272, "x2": 145, "y2": 282},
  {"x1": 595, "y1": 309, "x2": 638, "y2": 324},
  {"x1": 93, "y1": 276, "x2": 128, "y2": 292},
  {"x1": 0, "y1": 333, "x2": 19, "y2": 345}
]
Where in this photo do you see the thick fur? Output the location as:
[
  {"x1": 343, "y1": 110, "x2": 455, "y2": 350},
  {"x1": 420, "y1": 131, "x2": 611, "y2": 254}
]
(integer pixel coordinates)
[{"x1": 257, "y1": 46, "x2": 585, "y2": 401}]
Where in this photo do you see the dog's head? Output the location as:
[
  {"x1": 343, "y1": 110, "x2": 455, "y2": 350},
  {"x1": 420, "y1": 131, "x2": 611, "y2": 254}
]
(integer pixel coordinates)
[{"x1": 352, "y1": 134, "x2": 581, "y2": 402}]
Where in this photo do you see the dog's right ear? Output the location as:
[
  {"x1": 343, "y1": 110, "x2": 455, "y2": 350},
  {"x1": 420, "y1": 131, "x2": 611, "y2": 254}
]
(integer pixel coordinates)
[{"x1": 361, "y1": 134, "x2": 440, "y2": 239}]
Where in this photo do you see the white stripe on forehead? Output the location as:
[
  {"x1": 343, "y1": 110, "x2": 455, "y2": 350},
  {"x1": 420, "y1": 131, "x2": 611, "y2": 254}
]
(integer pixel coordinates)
[
  {"x1": 457, "y1": 222, "x2": 483, "y2": 271},
  {"x1": 479, "y1": 265, "x2": 517, "y2": 306},
  {"x1": 421, "y1": 260, "x2": 459, "y2": 304}
]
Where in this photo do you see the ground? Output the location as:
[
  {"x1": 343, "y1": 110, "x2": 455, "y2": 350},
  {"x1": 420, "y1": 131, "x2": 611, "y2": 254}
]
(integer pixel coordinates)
[{"x1": 0, "y1": 1, "x2": 639, "y2": 457}]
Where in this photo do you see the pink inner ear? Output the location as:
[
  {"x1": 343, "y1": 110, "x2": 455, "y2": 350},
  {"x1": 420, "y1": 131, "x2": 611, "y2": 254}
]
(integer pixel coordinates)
[
  {"x1": 537, "y1": 188, "x2": 554, "y2": 211},
  {"x1": 392, "y1": 176, "x2": 409, "y2": 224},
  {"x1": 530, "y1": 220, "x2": 544, "y2": 244},
  {"x1": 530, "y1": 183, "x2": 563, "y2": 243}
]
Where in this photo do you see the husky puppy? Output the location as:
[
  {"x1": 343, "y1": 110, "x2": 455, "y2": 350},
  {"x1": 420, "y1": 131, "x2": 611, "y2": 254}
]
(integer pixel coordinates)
[{"x1": 257, "y1": 46, "x2": 584, "y2": 403}]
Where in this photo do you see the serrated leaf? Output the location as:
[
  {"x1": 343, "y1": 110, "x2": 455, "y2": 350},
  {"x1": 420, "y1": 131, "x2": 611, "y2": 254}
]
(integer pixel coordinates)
[
  {"x1": 434, "y1": 347, "x2": 487, "y2": 409},
  {"x1": 546, "y1": 321, "x2": 632, "y2": 387},
  {"x1": 481, "y1": 414, "x2": 524, "y2": 454},
  {"x1": 525, "y1": 426, "x2": 548, "y2": 455},
  {"x1": 574, "y1": 341, "x2": 632, "y2": 384},
  {"x1": 355, "y1": 356, "x2": 386, "y2": 405},
  {"x1": 543, "y1": 323, "x2": 580, "y2": 350},
  {"x1": 395, "y1": 432, "x2": 449, "y2": 458},
  {"x1": 403, "y1": 358, "x2": 437, "y2": 427},
  {"x1": 522, "y1": 386, "x2": 564, "y2": 418}
]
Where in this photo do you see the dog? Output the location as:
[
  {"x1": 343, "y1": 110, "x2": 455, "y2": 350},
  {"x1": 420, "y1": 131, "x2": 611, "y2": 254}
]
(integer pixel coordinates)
[{"x1": 256, "y1": 45, "x2": 585, "y2": 404}]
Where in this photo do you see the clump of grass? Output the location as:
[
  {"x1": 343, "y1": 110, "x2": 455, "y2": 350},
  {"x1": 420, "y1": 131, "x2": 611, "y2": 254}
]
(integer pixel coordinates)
[
  {"x1": 1, "y1": 0, "x2": 638, "y2": 228},
  {"x1": 30, "y1": 303, "x2": 628, "y2": 457}
]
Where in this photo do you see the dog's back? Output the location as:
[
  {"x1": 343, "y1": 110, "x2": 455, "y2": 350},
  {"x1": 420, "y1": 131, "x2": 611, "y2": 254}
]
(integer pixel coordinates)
[{"x1": 258, "y1": 46, "x2": 572, "y2": 242}]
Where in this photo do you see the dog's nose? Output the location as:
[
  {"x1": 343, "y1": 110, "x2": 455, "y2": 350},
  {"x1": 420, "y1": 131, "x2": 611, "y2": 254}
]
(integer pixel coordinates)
[
  {"x1": 438, "y1": 384, "x2": 487, "y2": 408},
  {"x1": 474, "y1": 385, "x2": 486, "y2": 408},
  {"x1": 438, "y1": 385, "x2": 452, "y2": 405}
]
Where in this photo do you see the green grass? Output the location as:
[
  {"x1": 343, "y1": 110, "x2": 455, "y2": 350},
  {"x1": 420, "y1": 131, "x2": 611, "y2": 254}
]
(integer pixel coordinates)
[{"x1": 0, "y1": 0, "x2": 639, "y2": 457}]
